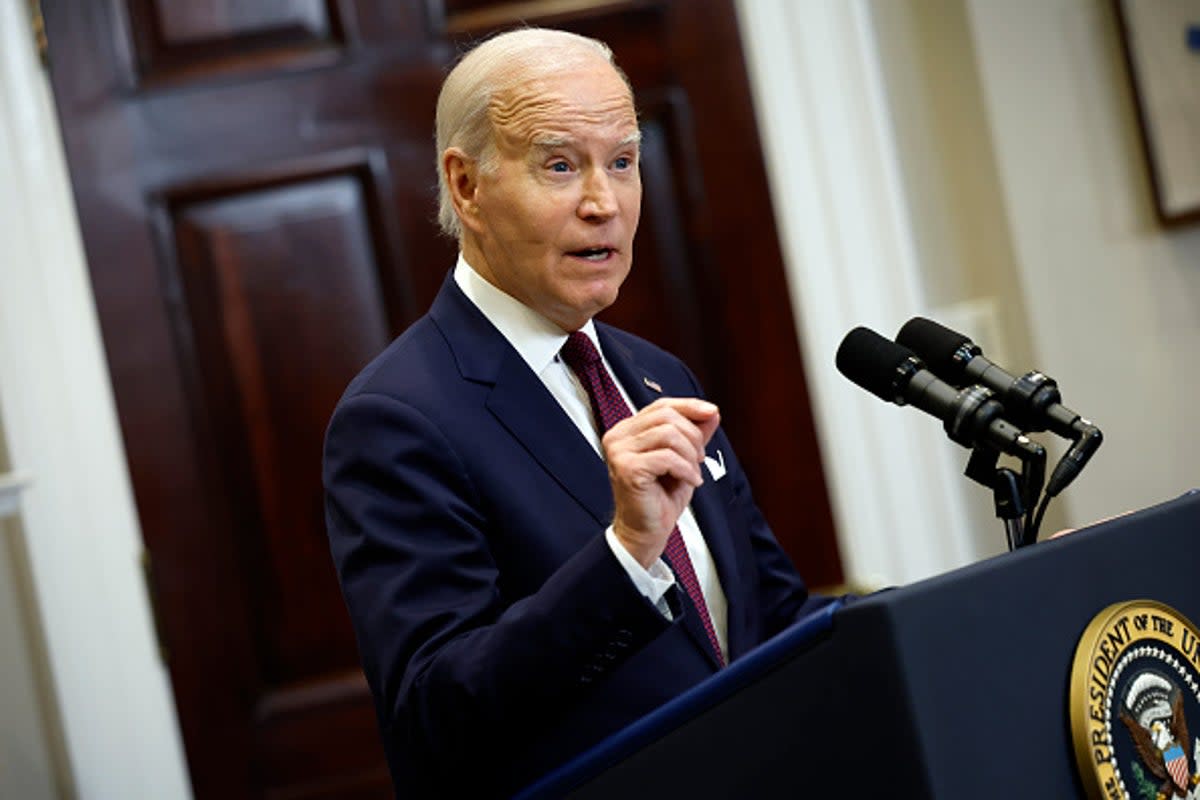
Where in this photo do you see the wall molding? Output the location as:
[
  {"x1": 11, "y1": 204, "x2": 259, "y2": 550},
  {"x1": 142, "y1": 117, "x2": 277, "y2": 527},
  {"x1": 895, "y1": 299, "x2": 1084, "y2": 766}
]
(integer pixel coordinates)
[
  {"x1": 735, "y1": 0, "x2": 979, "y2": 586},
  {"x1": 0, "y1": 472, "x2": 30, "y2": 517},
  {"x1": 0, "y1": 0, "x2": 192, "y2": 795}
]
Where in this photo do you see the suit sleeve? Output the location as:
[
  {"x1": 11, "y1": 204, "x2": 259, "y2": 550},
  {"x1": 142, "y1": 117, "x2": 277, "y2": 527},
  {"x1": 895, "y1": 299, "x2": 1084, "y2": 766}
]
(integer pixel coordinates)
[{"x1": 322, "y1": 390, "x2": 671, "y2": 771}]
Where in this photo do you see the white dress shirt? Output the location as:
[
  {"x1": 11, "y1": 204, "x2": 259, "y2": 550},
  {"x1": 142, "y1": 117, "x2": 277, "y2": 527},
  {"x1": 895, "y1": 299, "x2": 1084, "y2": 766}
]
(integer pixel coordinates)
[{"x1": 453, "y1": 255, "x2": 728, "y2": 659}]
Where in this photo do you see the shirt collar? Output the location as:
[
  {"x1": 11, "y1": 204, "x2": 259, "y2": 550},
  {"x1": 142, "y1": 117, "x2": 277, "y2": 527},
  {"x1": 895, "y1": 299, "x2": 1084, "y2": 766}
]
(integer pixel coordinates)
[{"x1": 453, "y1": 253, "x2": 601, "y2": 374}]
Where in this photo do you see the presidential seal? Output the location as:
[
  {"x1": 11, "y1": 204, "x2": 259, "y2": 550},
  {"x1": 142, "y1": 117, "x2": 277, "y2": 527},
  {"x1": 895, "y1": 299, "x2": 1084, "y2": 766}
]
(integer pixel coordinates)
[{"x1": 1071, "y1": 600, "x2": 1200, "y2": 800}]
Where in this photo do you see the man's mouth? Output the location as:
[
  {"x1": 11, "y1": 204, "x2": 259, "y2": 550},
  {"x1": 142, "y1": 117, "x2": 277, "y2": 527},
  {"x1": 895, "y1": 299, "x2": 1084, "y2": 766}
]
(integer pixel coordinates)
[{"x1": 568, "y1": 247, "x2": 615, "y2": 262}]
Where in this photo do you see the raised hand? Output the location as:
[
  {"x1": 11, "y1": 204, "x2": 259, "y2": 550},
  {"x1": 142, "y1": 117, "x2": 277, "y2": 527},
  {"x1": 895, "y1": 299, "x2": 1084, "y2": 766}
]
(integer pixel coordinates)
[{"x1": 603, "y1": 398, "x2": 720, "y2": 567}]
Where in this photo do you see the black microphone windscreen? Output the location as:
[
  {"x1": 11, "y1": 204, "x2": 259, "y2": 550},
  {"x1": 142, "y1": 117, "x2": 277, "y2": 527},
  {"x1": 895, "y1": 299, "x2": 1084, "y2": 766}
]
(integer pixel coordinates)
[
  {"x1": 896, "y1": 317, "x2": 972, "y2": 379},
  {"x1": 835, "y1": 326, "x2": 917, "y2": 402}
]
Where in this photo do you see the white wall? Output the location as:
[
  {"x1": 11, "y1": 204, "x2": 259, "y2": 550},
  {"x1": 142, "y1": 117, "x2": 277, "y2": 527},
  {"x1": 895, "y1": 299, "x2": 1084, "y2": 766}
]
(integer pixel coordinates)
[
  {"x1": 737, "y1": 0, "x2": 1200, "y2": 589},
  {"x1": 3, "y1": 0, "x2": 1200, "y2": 794},
  {"x1": 0, "y1": 0, "x2": 193, "y2": 796},
  {"x1": 0, "y1": 472, "x2": 61, "y2": 800},
  {"x1": 964, "y1": 0, "x2": 1200, "y2": 522},
  {"x1": 734, "y1": 0, "x2": 985, "y2": 587},
  {"x1": 867, "y1": 0, "x2": 1058, "y2": 555}
]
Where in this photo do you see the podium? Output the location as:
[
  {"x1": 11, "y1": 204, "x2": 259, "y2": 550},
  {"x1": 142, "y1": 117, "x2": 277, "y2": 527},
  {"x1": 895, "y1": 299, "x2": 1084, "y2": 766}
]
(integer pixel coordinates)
[{"x1": 517, "y1": 490, "x2": 1200, "y2": 799}]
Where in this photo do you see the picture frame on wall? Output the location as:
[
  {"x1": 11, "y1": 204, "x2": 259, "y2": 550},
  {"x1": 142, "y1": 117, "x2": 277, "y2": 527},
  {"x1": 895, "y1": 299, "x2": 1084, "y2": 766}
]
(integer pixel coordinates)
[{"x1": 1113, "y1": 0, "x2": 1200, "y2": 226}]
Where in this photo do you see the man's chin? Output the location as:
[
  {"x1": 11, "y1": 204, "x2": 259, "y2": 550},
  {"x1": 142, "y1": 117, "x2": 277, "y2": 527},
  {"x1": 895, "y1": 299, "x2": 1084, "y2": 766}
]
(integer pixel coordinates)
[
  {"x1": 583, "y1": 287, "x2": 622, "y2": 319},
  {"x1": 546, "y1": 293, "x2": 620, "y2": 331}
]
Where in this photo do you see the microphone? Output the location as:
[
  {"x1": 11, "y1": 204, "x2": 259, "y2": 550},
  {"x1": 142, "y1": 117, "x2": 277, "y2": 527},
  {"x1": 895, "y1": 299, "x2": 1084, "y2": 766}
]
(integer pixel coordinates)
[
  {"x1": 896, "y1": 317, "x2": 1101, "y2": 496},
  {"x1": 835, "y1": 327, "x2": 1044, "y2": 462}
]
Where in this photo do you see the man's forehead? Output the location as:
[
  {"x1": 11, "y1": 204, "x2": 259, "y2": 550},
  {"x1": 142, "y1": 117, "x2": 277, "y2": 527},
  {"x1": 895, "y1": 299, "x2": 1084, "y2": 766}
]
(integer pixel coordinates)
[{"x1": 489, "y1": 67, "x2": 638, "y2": 148}]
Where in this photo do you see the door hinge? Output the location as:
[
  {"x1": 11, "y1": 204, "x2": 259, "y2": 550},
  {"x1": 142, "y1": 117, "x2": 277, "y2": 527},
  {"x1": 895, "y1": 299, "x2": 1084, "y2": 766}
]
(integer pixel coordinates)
[
  {"x1": 141, "y1": 548, "x2": 170, "y2": 664},
  {"x1": 27, "y1": 0, "x2": 47, "y2": 67}
]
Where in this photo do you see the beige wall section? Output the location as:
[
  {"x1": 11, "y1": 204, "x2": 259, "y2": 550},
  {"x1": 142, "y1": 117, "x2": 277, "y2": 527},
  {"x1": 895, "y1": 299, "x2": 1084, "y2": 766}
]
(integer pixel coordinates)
[
  {"x1": 871, "y1": 0, "x2": 1030, "y2": 315},
  {"x1": 867, "y1": 0, "x2": 1069, "y2": 547},
  {"x1": 741, "y1": 0, "x2": 1200, "y2": 571},
  {"x1": 735, "y1": 0, "x2": 984, "y2": 586},
  {"x1": 964, "y1": 0, "x2": 1200, "y2": 523}
]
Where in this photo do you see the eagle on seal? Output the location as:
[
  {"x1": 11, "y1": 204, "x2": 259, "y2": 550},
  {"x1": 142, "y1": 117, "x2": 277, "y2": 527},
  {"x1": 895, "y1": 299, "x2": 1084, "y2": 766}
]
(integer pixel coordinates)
[{"x1": 1120, "y1": 671, "x2": 1196, "y2": 799}]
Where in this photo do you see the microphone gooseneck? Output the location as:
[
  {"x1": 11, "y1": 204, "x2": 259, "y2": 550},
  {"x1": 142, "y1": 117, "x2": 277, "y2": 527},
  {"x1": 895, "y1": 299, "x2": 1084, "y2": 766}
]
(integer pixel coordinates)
[
  {"x1": 896, "y1": 316, "x2": 1102, "y2": 496},
  {"x1": 839, "y1": 320, "x2": 1102, "y2": 548}
]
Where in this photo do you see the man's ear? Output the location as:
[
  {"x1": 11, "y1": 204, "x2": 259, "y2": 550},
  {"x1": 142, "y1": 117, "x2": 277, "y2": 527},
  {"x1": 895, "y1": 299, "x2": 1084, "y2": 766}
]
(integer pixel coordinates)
[{"x1": 443, "y1": 148, "x2": 484, "y2": 235}]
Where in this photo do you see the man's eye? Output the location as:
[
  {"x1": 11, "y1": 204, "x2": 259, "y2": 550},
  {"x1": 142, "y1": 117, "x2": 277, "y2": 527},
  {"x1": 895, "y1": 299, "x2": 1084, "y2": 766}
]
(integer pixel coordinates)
[
  {"x1": 549, "y1": 161, "x2": 571, "y2": 173},
  {"x1": 613, "y1": 157, "x2": 632, "y2": 170}
]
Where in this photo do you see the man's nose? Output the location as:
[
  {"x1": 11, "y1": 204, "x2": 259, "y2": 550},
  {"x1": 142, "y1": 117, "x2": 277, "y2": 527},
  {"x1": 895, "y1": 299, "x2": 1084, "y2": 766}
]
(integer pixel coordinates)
[{"x1": 578, "y1": 169, "x2": 618, "y2": 220}]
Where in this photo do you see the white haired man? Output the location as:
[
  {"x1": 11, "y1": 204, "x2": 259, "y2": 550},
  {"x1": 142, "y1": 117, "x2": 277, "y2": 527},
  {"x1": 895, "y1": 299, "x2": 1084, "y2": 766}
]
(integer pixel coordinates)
[{"x1": 324, "y1": 27, "x2": 827, "y2": 797}]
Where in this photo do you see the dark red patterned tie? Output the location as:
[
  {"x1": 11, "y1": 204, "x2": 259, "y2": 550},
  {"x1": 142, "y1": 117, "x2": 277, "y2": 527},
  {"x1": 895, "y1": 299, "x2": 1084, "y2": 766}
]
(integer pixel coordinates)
[{"x1": 560, "y1": 331, "x2": 724, "y2": 666}]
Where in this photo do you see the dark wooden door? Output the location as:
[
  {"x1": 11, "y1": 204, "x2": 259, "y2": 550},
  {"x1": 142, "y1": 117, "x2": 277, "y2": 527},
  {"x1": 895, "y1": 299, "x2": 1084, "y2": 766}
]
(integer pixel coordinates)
[{"x1": 43, "y1": 1, "x2": 839, "y2": 797}]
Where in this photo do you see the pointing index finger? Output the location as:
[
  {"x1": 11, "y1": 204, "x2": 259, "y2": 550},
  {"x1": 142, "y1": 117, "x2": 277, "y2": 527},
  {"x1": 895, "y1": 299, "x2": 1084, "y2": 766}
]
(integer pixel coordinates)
[
  {"x1": 646, "y1": 397, "x2": 718, "y2": 420},
  {"x1": 647, "y1": 397, "x2": 720, "y2": 446}
]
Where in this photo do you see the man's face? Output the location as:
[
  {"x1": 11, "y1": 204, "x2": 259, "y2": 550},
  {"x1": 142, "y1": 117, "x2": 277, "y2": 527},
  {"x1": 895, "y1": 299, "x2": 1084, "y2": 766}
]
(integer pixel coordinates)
[{"x1": 462, "y1": 57, "x2": 642, "y2": 332}]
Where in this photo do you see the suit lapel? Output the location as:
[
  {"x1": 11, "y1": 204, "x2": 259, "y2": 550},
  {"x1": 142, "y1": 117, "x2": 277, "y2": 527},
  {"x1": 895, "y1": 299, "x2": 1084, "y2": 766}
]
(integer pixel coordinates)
[
  {"x1": 487, "y1": 353, "x2": 613, "y2": 525},
  {"x1": 431, "y1": 274, "x2": 613, "y2": 526},
  {"x1": 597, "y1": 329, "x2": 657, "y2": 415},
  {"x1": 599, "y1": 327, "x2": 743, "y2": 666}
]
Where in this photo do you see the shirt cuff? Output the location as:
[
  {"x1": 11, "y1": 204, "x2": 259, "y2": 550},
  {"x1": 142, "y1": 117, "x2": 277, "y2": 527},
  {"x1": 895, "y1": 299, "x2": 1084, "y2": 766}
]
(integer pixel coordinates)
[{"x1": 605, "y1": 526, "x2": 676, "y2": 620}]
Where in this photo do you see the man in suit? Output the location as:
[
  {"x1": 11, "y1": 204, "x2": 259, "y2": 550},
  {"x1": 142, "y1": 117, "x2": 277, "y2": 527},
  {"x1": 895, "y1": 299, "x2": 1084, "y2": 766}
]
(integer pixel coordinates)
[{"x1": 323, "y1": 27, "x2": 828, "y2": 797}]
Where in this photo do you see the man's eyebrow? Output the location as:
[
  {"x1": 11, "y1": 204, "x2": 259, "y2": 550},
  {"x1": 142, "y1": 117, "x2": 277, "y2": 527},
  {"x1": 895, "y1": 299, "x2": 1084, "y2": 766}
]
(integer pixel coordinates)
[
  {"x1": 529, "y1": 134, "x2": 569, "y2": 150},
  {"x1": 528, "y1": 130, "x2": 642, "y2": 150}
]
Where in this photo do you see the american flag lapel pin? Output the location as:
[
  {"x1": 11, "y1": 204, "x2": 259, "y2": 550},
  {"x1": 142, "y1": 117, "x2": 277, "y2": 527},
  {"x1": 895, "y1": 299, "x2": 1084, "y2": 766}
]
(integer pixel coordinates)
[{"x1": 643, "y1": 376, "x2": 662, "y2": 393}]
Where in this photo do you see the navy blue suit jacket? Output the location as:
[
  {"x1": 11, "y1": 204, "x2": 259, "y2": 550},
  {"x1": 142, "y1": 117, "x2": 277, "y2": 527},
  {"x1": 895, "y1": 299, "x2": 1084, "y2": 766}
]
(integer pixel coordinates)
[{"x1": 323, "y1": 273, "x2": 819, "y2": 796}]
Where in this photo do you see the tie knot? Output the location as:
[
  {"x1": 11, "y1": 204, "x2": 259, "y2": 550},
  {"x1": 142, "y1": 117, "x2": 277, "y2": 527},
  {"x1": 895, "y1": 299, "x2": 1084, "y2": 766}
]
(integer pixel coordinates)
[{"x1": 560, "y1": 331, "x2": 602, "y2": 373}]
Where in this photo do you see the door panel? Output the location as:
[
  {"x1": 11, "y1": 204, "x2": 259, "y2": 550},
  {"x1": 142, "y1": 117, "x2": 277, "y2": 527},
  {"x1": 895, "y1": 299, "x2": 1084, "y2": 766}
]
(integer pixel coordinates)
[
  {"x1": 165, "y1": 161, "x2": 395, "y2": 680},
  {"x1": 125, "y1": 0, "x2": 355, "y2": 82},
  {"x1": 44, "y1": 1, "x2": 839, "y2": 796}
]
